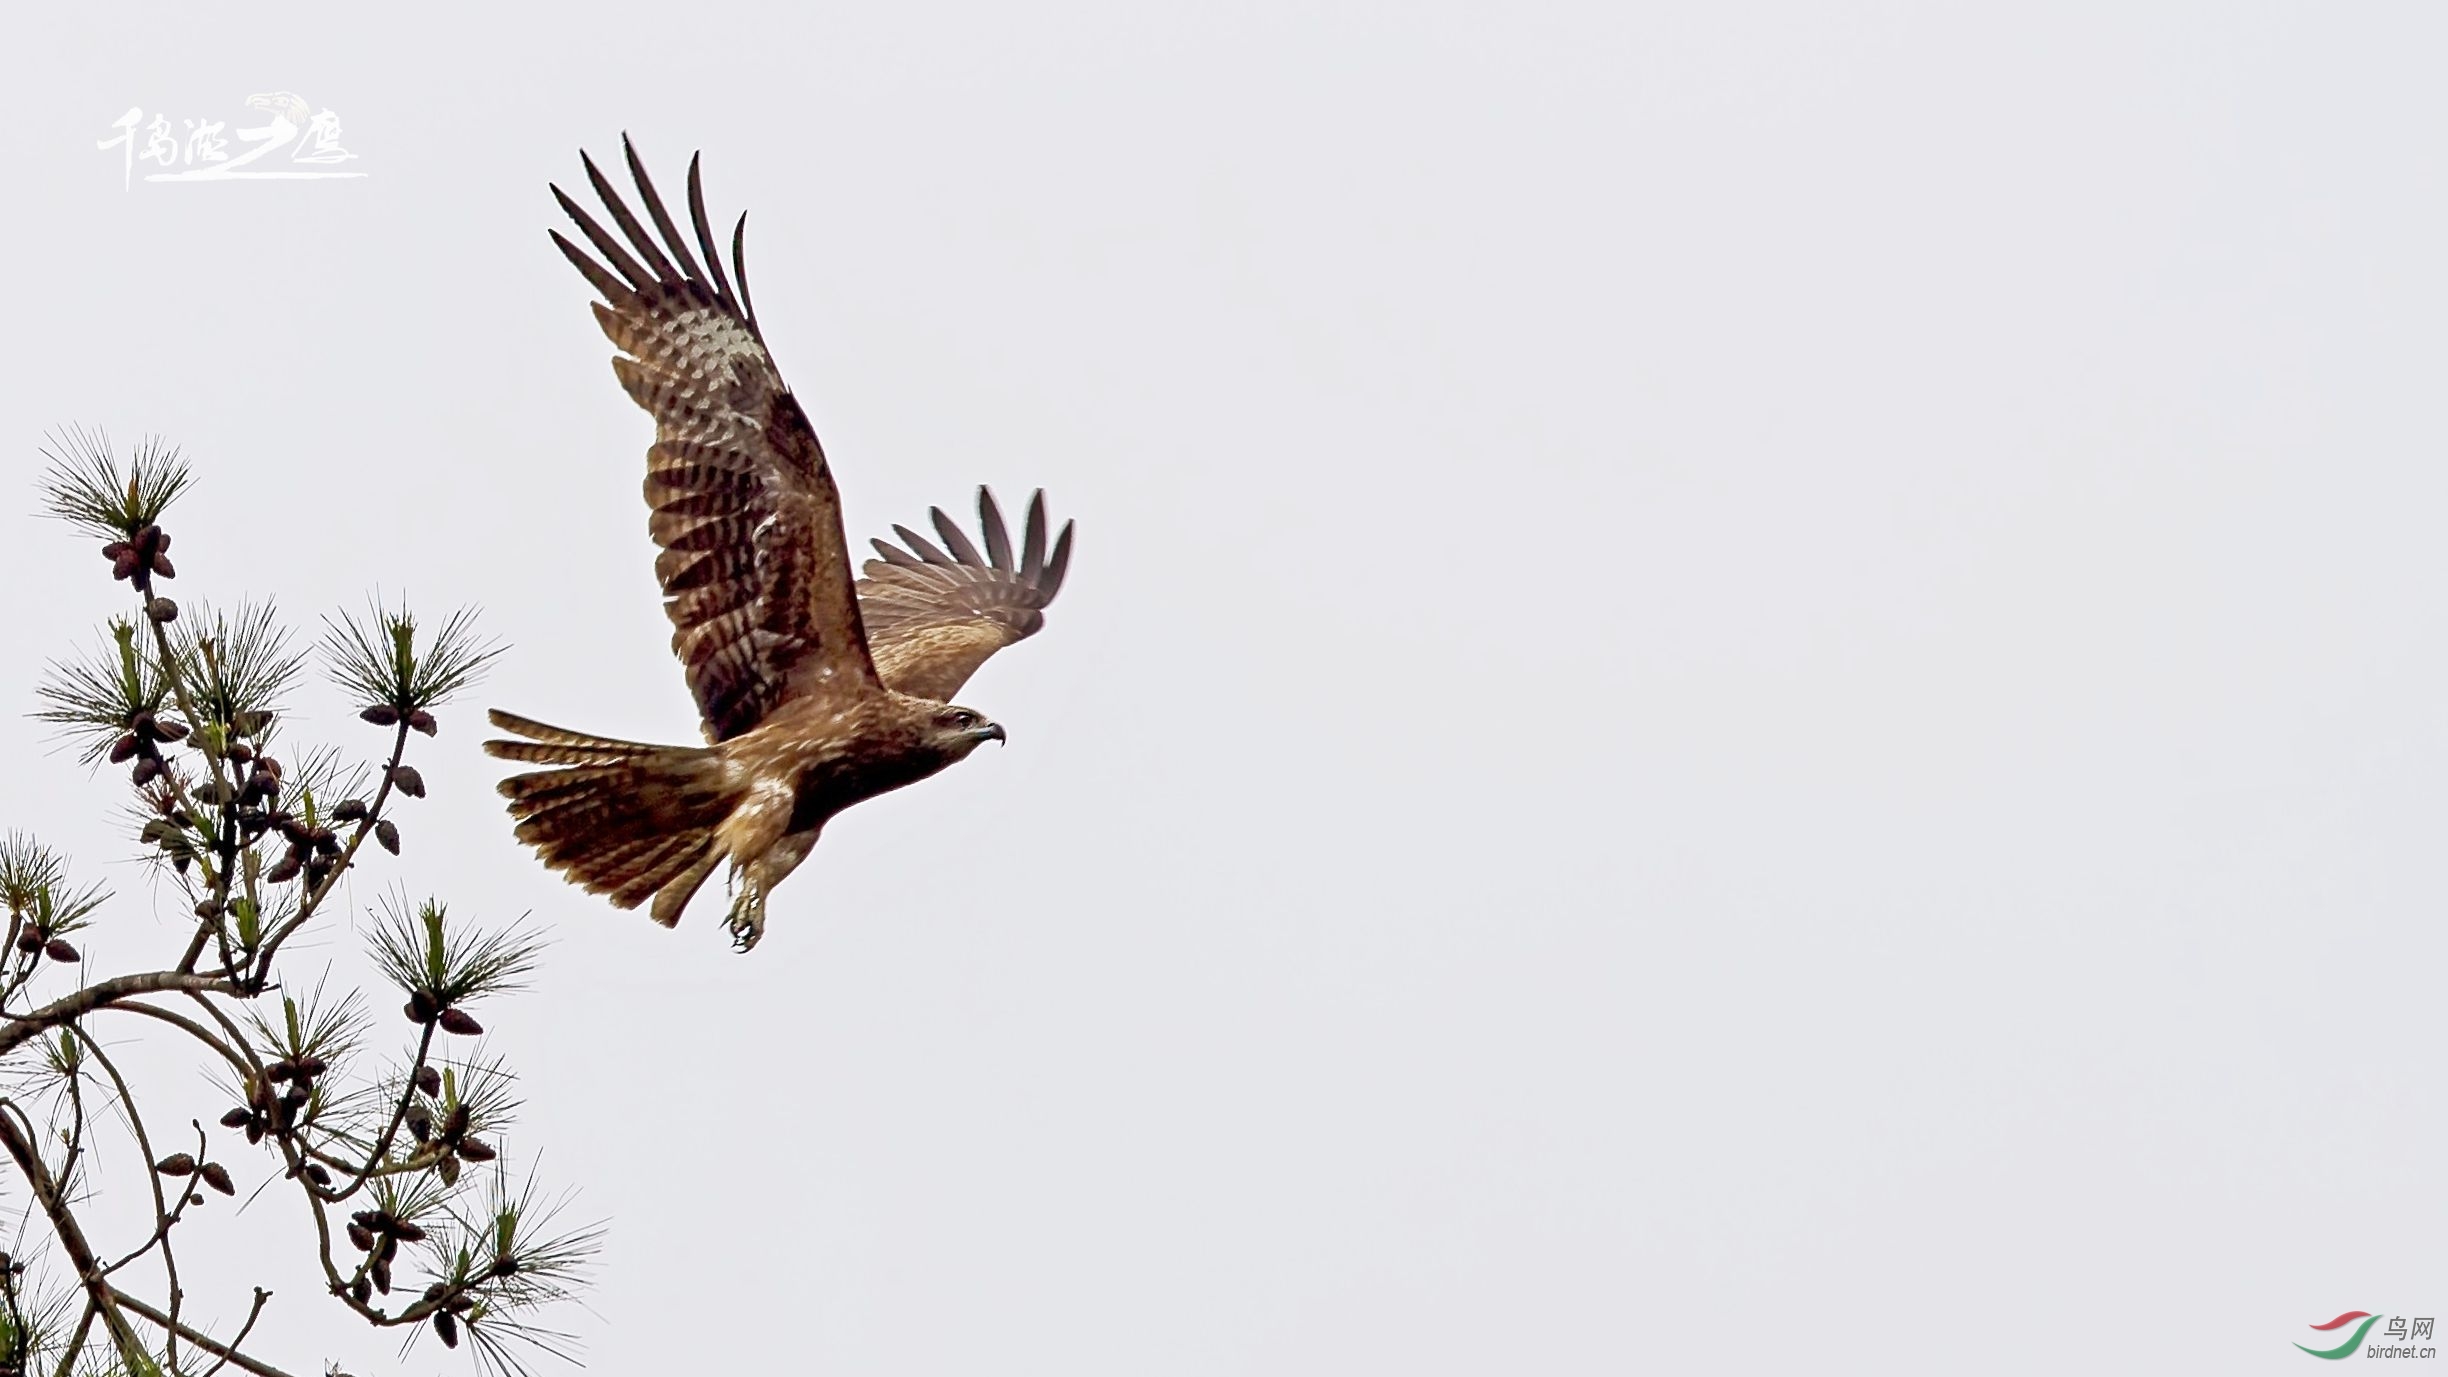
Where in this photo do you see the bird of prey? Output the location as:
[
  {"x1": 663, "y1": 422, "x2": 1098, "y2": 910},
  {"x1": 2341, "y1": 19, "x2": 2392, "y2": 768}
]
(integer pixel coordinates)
[{"x1": 485, "y1": 140, "x2": 1074, "y2": 951}]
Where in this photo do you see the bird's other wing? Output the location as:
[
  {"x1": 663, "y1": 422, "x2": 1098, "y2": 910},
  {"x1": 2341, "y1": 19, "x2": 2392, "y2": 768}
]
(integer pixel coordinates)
[
  {"x1": 856, "y1": 488, "x2": 1075, "y2": 702},
  {"x1": 552, "y1": 137, "x2": 880, "y2": 742}
]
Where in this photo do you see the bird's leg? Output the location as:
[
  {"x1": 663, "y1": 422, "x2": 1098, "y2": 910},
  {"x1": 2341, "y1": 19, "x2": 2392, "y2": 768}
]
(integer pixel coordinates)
[
  {"x1": 712, "y1": 782, "x2": 800, "y2": 954},
  {"x1": 711, "y1": 816, "x2": 817, "y2": 955},
  {"x1": 724, "y1": 878, "x2": 768, "y2": 952}
]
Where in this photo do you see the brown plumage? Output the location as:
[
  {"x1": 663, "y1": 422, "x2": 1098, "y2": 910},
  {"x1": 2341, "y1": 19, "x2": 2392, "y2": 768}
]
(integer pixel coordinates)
[
  {"x1": 859, "y1": 487, "x2": 1075, "y2": 702},
  {"x1": 487, "y1": 139, "x2": 1075, "y2": 950}
]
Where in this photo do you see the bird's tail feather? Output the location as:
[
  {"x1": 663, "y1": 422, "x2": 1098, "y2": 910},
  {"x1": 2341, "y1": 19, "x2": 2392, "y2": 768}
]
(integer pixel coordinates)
[{"x1": 484, "y1": 709, "x2": 733, "y2": 925}]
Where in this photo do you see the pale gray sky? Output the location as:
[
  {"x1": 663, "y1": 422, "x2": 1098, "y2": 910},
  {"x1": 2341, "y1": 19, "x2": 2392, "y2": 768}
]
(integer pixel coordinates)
[{"x1": 3, "y1": 3, "x2": 2444, "y2": 1373}]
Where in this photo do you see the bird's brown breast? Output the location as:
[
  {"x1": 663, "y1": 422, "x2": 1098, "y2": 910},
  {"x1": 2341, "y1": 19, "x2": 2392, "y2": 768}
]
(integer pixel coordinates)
[{"x1": 722, "y1": 693, "x2": 958, "y2": 832}]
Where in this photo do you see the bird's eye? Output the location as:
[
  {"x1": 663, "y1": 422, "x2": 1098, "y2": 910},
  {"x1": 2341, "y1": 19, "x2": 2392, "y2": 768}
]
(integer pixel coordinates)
[{"x1": 951, "y1": 711, "x2": 976, "y2": 729}]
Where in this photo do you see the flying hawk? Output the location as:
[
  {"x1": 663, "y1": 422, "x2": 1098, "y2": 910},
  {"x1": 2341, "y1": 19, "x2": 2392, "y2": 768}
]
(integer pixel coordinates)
[{"x1": 485, "y1": 140, "x2": 1074, "y2": 951}]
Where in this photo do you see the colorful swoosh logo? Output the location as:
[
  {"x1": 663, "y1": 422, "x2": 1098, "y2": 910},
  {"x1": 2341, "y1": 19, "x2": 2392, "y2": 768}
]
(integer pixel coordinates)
[{"x1": 2298, "y1": 1311, "x2": 2380, "y2": 1359}]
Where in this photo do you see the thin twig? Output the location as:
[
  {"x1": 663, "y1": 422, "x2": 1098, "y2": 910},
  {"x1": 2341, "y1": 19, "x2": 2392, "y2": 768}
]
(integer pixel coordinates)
[
  {"x1": 107, "y1": 998, "x2": 253, "y2": 1080},
  {"x1": 51, "y1": 1296, "x2": 97, "y2": 1377},
  {"x1": 249, "y1": 721, "x2": 412, "y2": 985},
  {"x1": 112, "y1": 1288, "x2": 299, "y2": 1377},
  {"x1": 138, "y1": 599, "x2": 248, "y2": 973},
  {"x1": 73, "y1": 1030, "x2": 184, "y2": 1280},
  {"x1": 0, "y1": 1099, "x2": 145, "y2": 1363},
  {"x1": 325, "y1": 1021, "x2": 437, "y2": 1205},
  {"x1": 192, "y1": 1285, "x2": 273, "y2": 1377}
]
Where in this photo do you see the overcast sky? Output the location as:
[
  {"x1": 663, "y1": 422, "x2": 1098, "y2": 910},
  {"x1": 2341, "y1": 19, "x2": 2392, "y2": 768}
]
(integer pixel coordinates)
[{"x1": 2, "y1": 4, "x2": 2444, "y2": 1373}]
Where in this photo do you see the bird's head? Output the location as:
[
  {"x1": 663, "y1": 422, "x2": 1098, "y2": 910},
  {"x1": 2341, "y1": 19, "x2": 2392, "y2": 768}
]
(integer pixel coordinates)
[{"x1": 927, "y1": 704, "x2": 1007, "y2": 762}]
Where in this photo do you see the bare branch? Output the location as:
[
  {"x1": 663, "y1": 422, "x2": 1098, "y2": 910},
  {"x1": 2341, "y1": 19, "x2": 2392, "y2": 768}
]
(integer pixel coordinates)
[{"x1": 0, "y1": 974, "x2": 238, "y2": 1057}]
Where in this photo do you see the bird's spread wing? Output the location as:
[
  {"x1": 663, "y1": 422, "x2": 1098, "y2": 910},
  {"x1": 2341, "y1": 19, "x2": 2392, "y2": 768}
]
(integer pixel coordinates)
[
  {"x1": 856, "y1": 488, "x2": 1074, "y2": 702},
  {"x1": 552, "y1": 138, "x2": 880, "y2": 742}
]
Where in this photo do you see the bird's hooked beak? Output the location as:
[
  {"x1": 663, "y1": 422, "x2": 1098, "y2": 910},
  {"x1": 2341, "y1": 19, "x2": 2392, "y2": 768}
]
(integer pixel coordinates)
[{"x1": 978, "y1": 721, "x2": 1007, "y2": 746}]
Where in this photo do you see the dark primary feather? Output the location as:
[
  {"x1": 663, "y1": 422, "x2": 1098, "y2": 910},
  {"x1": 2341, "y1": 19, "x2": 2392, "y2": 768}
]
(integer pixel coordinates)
[
  {"x1": 857, "y1": 488, "x2": 1074, "y2": 702},
  {"x1": 553, "y1": 137, "x2": 877, "y2": 741}
]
